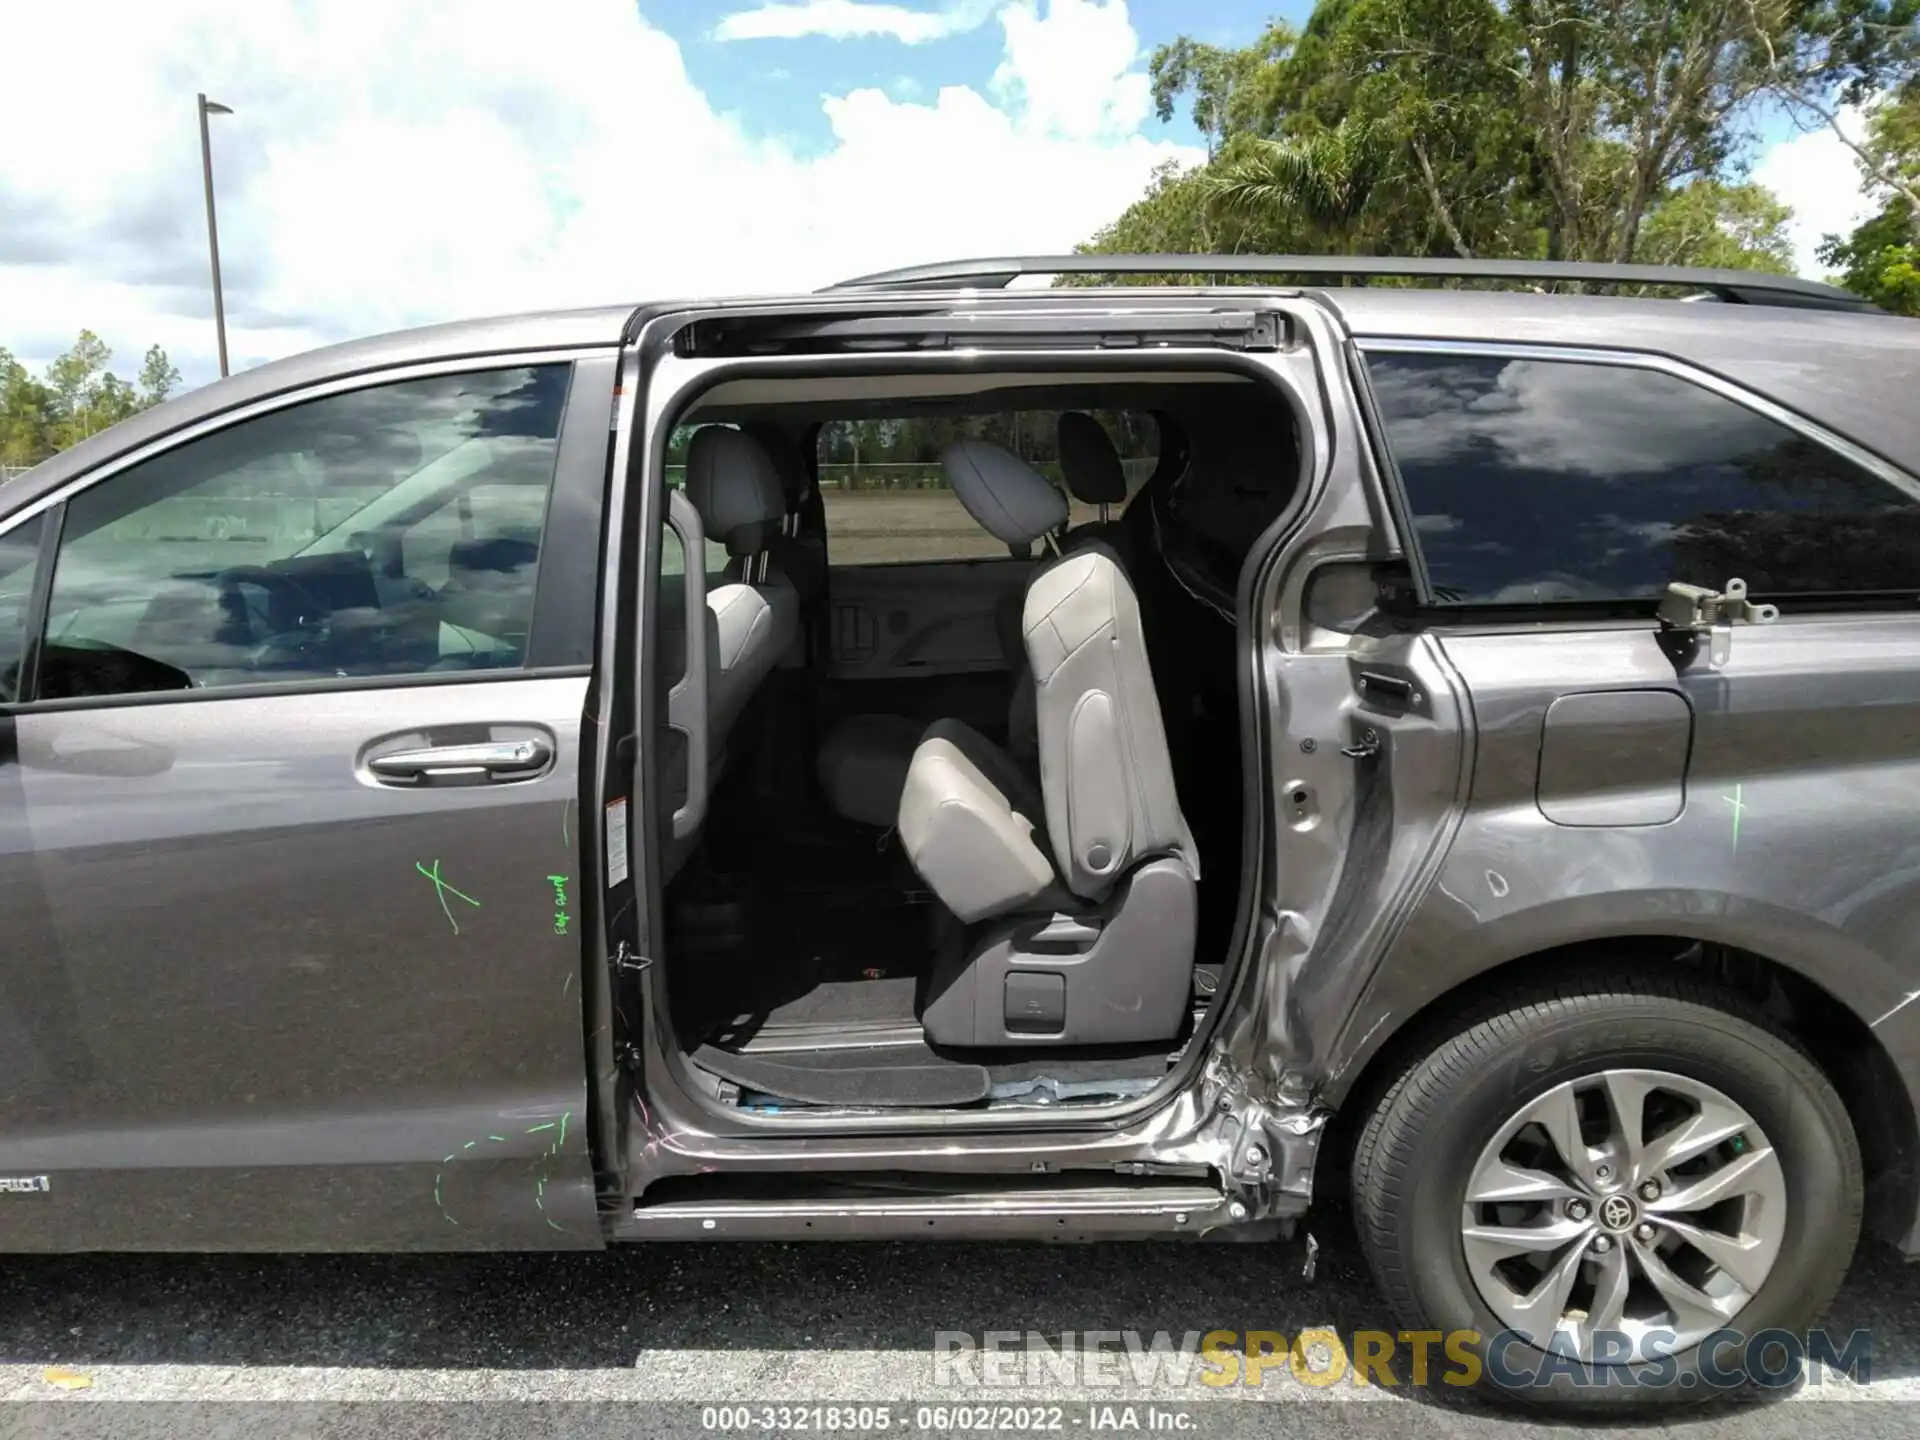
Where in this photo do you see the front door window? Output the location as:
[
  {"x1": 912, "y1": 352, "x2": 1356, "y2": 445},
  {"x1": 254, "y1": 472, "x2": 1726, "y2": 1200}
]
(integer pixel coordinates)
[{"x1": 34, "y1": 364, "x2": 571, "y2": 700}]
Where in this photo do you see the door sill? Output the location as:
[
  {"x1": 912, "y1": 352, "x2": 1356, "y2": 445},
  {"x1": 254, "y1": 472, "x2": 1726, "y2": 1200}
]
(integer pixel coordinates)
[{"x1": 614, "y1": 1183, "x2": 1230, "y2": 1240}]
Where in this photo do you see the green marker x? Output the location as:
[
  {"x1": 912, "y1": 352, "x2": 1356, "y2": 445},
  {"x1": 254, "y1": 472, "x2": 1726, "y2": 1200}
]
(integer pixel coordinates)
[
  {"x1": 1723, "y1": 784, "x2": 1746, "y2": 856},
  {"x1": 417, "y1": 859, "x2": 481, "y2": 934}
]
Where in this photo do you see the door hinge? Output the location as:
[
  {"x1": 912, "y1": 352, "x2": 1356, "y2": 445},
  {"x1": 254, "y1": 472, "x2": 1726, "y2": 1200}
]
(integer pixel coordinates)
[
  {"x1": 612, "y1": 940, "x2": 653, "y2": 975},
  {"x1": 1657, "y1": 576, "x2": 1779, "y2": 667}
]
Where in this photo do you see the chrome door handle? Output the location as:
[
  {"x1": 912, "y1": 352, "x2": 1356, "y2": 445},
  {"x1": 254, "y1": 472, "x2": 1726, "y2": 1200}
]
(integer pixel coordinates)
[{"x1": 368, "y1": 738, "x2": 553, "y2": 784}]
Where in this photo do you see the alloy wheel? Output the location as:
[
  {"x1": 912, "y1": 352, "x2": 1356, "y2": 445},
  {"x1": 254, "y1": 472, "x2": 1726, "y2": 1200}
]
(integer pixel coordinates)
[{"x1": 1460, "y1": 1068, "x2": 1787, "y2": 1361}]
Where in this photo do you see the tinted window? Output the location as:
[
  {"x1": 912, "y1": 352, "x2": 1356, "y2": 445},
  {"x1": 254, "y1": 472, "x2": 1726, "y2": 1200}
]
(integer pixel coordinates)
[
  {"x1": 39, "y1": 365, "x2": 569, "y2": 699},
  {"x1": 1367, "y1": 352, "x2": 1920, "y2": 605}
]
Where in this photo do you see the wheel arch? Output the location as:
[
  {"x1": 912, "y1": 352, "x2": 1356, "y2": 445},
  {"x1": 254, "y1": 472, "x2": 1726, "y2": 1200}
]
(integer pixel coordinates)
[{"x1": 1314, "y1": 930, "x2": 1920, "y2": 1251}]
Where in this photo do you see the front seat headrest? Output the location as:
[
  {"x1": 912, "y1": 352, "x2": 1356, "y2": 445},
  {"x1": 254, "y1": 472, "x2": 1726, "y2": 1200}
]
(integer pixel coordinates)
[
  {"x1": 1056, "y1": 412, "x2": 1127, "y2": 507},
  {"x1": 942, "y1": 440, "x2": 1068, "y2": 547},
  {"x1": 686, "y1": 427, "x2": 785, "y2": 556}
]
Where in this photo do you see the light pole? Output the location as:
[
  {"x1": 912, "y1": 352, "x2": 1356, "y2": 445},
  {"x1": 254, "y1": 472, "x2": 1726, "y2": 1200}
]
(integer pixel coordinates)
[{"x1": 198, "y1": 93, "x2": 233, "y2": 378}]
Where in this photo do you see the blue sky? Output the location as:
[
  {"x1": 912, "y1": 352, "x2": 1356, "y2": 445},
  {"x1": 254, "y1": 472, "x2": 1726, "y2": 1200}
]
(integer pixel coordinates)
[
  {"x1": 642, "y1": 0, "x2": 1305, "y2": 154},
  {"x1": 0, "y1": 1, "x2": 1876, "y2": 389},
  {"x1": 656, "y1": 0, "x2": 1817, "y2": 165}
]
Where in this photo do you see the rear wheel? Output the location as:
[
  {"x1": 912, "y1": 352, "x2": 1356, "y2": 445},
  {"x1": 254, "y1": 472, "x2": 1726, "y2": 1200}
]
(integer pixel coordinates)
[{"x1": 1350, "y1": 970, "x2": 1862, "y2": 1410}]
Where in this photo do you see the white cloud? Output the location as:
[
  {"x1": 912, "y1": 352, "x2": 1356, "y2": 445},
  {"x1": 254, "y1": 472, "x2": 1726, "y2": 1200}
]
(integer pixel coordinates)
[
  {"x1": 0, "y1": 0, "x2": 1195, "y2": 387},
  {"x1": 1752, "y1": 109, "x2": 1879, "y2": 277},
  {"x1": 996, "y1": 0, "x2": 1152, "y2": 141},
  {"x1": 715, "y1": 1, "x2": 997, "y2": 44}
]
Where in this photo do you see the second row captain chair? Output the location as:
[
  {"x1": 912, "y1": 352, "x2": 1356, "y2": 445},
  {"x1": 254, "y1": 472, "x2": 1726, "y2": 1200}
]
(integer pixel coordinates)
[
  {"x1": 1001, "y1": 410, "x2": 1134, "y2": 763},
  {"x1": 815, "y1": 412, "x2": 1140, "y2": 826},
  {"x1": 897, "y1": 440, "x2": 1200, "y2": 1048},
  {"x1": 684, "y1": 426, "x2": 801, "y2": 768}
]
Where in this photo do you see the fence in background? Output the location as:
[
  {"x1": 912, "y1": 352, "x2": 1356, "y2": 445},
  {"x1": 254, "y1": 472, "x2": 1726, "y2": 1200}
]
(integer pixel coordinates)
[
  {"x1": 5, "y1": 457, "x2": 1156, "y2": 495},
  {"x1": 665, "y1": 460, "x2": 1155, "y2": 492}
]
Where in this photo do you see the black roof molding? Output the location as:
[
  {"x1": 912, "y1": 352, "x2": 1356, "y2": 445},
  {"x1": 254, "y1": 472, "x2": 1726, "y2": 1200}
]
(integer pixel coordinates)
[{"x1": 826, "y1": 254, "x2": 1876, "y2": 312}]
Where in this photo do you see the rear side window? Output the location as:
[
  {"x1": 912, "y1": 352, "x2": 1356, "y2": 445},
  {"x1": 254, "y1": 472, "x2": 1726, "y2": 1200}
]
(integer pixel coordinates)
[
  {"x1": 1365, "y1": 351, "x2": 1920, "y2": 605},
  {"x1": 816, "y1": 412, "x2": 1158, "y2": 565}
]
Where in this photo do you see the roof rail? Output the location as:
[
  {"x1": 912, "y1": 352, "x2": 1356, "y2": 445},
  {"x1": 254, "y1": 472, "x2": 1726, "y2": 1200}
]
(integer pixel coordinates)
[{"x1": 826, "y1": 254, "x2": 1875, "y2": 312}]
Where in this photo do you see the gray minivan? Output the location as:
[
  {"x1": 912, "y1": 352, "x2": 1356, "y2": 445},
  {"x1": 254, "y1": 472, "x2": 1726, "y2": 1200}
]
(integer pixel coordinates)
[{"x1": 1, "y1": 255, "x2": 1915, "y2": 1408}]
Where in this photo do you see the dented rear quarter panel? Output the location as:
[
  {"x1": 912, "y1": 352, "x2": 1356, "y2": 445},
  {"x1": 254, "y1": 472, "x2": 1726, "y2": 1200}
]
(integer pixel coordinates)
[
  {"x1": 1313, "y1": 615, "x2": 1920, "y2": 1246},
  {"x1": 1285, "y1": 294, "x2": 1920, "y2": 1253}
]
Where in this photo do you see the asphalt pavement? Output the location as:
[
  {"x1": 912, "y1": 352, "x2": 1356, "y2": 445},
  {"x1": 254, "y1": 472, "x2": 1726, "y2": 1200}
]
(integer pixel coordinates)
[{"x1": 2, "y1": 1220, "x2": 1917, "y2": 1437}]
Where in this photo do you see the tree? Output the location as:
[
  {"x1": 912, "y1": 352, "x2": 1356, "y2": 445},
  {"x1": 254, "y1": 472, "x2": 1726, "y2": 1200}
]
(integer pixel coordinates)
[
  {"x1": 1073, "y1": 160, "x2": 1302, "y2": 283},
  {"x1": 1205, "y1": 122, "x2": 1392, "y2": 249},
  {"x1": 1636, "y1": 179, "x2": 1797, "y2": 271},
  {"x1": 1819, "y1": 201, "x2": 1920, "y2": 309},
  {"x1": 43, "y1": 330, "x2": 116, "y2": 452},
  {"x1": 0, "y1": 332, "x2": 183, "y2": 471},
  {"x1": 1086, "y1": 0, "x2": 1920, "y2": 277},
  {"x1": 139, "y1": 345, "x2": 182, "y2": 407},
  {"x1": 1746, "y1": 0, "x2": 1920, "y2": 235},
  {"x1": 1149, "y1": 23, "x2": 1300, "y2": 159},
  {"x1": 1815, "y1": 78, "x2": 1920, "y2": 310},
  {"x1": 0, "y1": 349, "x2": 53, "y2": 468}
]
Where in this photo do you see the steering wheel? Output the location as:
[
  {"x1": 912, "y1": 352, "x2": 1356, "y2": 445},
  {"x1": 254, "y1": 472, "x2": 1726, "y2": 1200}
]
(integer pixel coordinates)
[{"x1": 214, "y1": 566, "x2": 325, "y2": 663}]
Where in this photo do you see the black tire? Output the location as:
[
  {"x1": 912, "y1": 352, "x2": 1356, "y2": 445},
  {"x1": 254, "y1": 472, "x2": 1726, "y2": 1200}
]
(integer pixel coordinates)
[{"x1": 1350, "y1": 968, "x2": 1862, "y2": 1412}]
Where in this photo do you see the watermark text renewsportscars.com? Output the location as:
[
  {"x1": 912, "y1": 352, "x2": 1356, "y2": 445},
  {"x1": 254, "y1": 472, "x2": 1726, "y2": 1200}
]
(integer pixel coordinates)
[{"x1": 932, "y1": 1327, "x2": 1873, "y2": 1392}]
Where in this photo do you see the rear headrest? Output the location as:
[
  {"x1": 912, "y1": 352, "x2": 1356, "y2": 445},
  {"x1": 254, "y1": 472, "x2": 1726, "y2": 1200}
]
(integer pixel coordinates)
[
  {"x1": 1056, "y1": 412, "x2": 1127, "y2": 506},
  {"x1": 942, "y1": 440, "x2": 1068, "y2": 547},
  {"x1": 686, "y1": 427, "x2": 785, "y2": 553}
]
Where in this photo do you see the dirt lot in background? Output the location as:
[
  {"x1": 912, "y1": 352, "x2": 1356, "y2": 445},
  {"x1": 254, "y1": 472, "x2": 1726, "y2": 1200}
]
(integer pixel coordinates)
[{"x1": 821, "y1": 489, "x2": 1110, "y2": 566}]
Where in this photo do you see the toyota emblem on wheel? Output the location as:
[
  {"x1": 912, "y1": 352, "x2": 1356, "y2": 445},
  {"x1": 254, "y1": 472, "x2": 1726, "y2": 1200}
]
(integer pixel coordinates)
[{"x1": 1600, "y1": 1194, "x2": 1636, "y2": 1231}]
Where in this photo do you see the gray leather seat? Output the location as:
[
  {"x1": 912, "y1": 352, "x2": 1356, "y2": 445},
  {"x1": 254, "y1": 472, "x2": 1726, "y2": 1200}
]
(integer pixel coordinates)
[
  {"x1": 999, "y1": 412, "x2": 1137, "y2": 761},
  {"x1": 900, "y1": 441, "x2": 1200, "y2": 1048},
  {"x1": 686, "y1": 427, "x2": 800, "y2": 754},
  {"x1": 821, "y1": 418, "x2": 1137, "y2": 824},
  {"x1": 816, "y1": 438, "x2": 1072, "y2": 828}
]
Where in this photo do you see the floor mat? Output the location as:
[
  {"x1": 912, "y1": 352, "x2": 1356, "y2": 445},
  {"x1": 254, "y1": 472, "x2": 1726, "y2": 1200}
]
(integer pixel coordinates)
[
  {"x1": 693, "y1": 1043, "x2": 990, "y2": 1108},
  {"x1": 758, "y1": 976, "x2": 920, "y2": 1028},
  {"x1": 675, "y1": 883, "x2": 932, "y2": 1042}
]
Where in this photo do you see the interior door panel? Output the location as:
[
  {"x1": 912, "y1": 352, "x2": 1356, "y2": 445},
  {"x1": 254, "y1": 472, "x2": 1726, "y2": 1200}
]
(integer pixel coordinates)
[{"x1": 827, "y1": 558, "x2": 1031, "y2": 682}]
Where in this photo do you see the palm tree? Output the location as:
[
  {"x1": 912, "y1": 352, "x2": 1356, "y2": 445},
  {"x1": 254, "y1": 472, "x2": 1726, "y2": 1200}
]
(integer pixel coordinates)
[{"x1": 1202, "y1": 121, "x2": 1388, "y2": 248}]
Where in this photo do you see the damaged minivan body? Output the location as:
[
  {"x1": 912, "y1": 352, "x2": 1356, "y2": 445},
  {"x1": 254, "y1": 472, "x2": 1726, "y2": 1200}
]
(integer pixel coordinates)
[
  {"x1": 3, "y1": 255, "x2": 1918, "y2": 1406},
  {"x1": 608, "y1": 291, "x2": 1366, "y2": 1239}
]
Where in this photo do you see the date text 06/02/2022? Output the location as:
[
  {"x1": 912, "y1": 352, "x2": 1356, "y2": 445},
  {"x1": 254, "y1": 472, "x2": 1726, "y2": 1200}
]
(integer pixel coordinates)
[{"x1": 700, "y1": 1405, "x2": 1193, "y2": 1432}]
